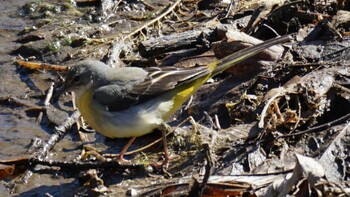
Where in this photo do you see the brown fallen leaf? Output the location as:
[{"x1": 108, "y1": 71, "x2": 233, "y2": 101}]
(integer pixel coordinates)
[
  {"x1": 212, "y1": 31, "x2": 286, "y2": 77},
  {"x1": 0, "y1": 164, "x2": 15, "y2": 180}
]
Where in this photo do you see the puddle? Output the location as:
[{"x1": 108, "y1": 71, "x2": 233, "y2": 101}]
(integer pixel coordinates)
[{"x1": 0, "y1": 1, "x2": 27, "y2": 31}]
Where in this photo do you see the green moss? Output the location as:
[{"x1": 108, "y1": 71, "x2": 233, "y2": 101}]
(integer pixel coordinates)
[
  {"x1": 44, "y1": 36, "x2": 76, "y2": 52},
  {"x1": 61, "y1": 37, "x2": 73, "y2": 46},
  {"x1": 20, "y1": 1, "x2": 41, "y2": 16},
  {"x1": 20, "y1": 1, "x2": 69, "y2": 19},
  {"x1": 45, "y1": 40, "x2": 61, "y2": 52}
]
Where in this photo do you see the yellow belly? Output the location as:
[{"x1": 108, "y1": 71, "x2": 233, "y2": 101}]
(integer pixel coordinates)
[{"x1": 75, "y1": 90, "x2": 170, "y2": 138}]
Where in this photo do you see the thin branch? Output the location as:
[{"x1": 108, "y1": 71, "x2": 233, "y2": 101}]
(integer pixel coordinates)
[{"x1": 122, "y1": 0, "x2": 182, "y2": 41}]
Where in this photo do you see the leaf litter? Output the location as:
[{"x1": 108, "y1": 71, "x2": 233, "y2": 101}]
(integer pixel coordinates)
[{"x1": 0, "y1": 0, "x2": 349, "y2": 196}]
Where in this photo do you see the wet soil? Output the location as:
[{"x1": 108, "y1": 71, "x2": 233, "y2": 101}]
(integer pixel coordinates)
[
  {"x1": 1, "y1": 0, "x2": 349, "y2": 196},
  {"x1": 0, "y1": 1, "x2": 82, "y2": 195}
]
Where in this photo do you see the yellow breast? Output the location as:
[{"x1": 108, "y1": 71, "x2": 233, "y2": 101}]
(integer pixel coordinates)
[
  {"x1": 75, "y1": 90, "x2": 102, "y2": 132},
  {"x1": 74, "y1": 90, "x2": 162, "y2": 138}
]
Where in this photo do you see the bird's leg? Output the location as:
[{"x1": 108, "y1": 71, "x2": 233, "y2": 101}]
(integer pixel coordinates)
[
  {"x1": 152, "y1": 123, "x2": 173, "y2": 169},
  {"x1": 117, "y1": 137, "x2": 136, "y2": 163},
  {"x1": 161, "y1": 123, "x2": 170, "y2": 167}
]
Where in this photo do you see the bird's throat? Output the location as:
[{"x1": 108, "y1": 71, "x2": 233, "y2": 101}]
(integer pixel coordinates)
[{"x1": 75, "y1": 90, "x2": 101, "y2": 132}]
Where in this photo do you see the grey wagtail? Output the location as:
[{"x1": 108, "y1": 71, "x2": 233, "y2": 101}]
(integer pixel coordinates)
[{"x1": 54, "y1": 35, "x2": 292, "y2": 165}]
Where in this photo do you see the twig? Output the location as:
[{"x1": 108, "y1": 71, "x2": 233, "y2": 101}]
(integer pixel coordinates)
[
  {"x1": 17, "y1": 61, "x2": 68, "y2": 71},
  {"x1": 36, "y1": 82, "x2": 54, "y2": 124},
  {"x1": 123, "y1": 125, "x2": 174, "y2": 156},
  {"x1": 278, "y1": 112, "x2": 350, "y2": 139},
  {"x1": 90, "y1": 0, "x2": 182, "y2": 45},
  {"x1": 214, "y1": 114, "x2": 221, "y2": 130},
  {"x1": 258, "y1": 89, "x2": 284, "y2": 128},
  {"x1": 0, "y1": 156, "x2": 143, "y2": 170},
  {"x1": 0, "y1": 96, "x2": 43, "y2": 109},
  {"x1": 122, "y1": 0, "x2": 182, "y2": 41},
  {"x1": 184, "y1": 95, "x2": 193, "y2": 110},
  {"x1": 224, "y1": 0, "x2": 235, "y2": 18},
  {"x1": 243, "y1": 6, "x2": 265, "y2": 34},
  {"x1": 262, "y1": 23, "x2": 280, "y2": 36},
  {"x1": 187, "y1": 143, "x2": 214, "y2": 197},
  {"x1": 236, "y1": 112, "x2": 350, "y2": 149},
  {"x1": 139, "y1": 0, "x2": 155, "y2": 11},
  {"x1": 200, "y1": 143, "x2": 214, "y2": 195},
  {"x1": 33, "y1": 110, "x2": 81, "y2": 160},
  {"x1": 29, "y1": 157, "x2": 143, "y2": 170}
]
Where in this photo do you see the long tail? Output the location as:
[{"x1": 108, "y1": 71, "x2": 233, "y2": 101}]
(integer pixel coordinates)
[{"x1": 210, "y1": 34, "x2": 293, "y2": 76}]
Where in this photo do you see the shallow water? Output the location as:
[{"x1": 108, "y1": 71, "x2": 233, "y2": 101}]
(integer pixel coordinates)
[{"x1": 0, "y1": 1, "x2": 81, "y2": 195}]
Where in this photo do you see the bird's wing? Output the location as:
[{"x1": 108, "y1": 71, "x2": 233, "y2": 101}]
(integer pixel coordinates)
[
  {"x1": 93, "y1": 83, "x2": 141, "y2": 111},
  {"x1": 130, "y1": 66, "x2": 210, "y2": 95},
  {"x1": 93, "y1": 66, "x2": 210, "y2": 111}
]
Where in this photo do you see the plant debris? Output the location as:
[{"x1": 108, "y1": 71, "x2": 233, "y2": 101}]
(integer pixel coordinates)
[{"x1": 0, "y1": 0, "x2": 349, "y2": 196}]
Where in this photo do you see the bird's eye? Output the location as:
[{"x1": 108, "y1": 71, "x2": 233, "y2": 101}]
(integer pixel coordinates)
[{"x1": 73, "y1": 76, "x2": 81, "y2": 83}]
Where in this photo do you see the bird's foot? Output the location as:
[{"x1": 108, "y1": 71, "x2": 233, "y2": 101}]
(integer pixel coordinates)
[
  {"x1": 80, "y1": 145, "x2": 108, "y2": 161},
  {"x1": 152, "y1": 158, "x2": 169, "y2": 169},
  {"x1": 151, "y1": 152, "x2": 176, "y2": 170},
  {"x1": 117, "y1": 154, "x2": 132, "y2": 163},
  {"x1": 151, "y1": 161, "x2": 171, "y2": 177}
]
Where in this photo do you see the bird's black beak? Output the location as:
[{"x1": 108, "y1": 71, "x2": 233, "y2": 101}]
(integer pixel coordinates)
[{"x1": 51, "y1": 82, "x2": 67, "y2": 103}]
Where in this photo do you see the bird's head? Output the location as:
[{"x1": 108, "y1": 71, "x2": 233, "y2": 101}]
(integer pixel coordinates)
[{"x1": 53, "y1": 60, "x2": 108, "y2": 99}]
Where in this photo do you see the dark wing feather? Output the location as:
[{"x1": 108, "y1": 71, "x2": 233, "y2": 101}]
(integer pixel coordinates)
[
  {"x1": 130, "y1": 66, "x2": 210, "y2": 95},
  {"x1": 94, "y1": 66, "x2": 210, "y2": 111},
  {"x1": 94, "y1": 84, "x2": 141, "y2": 111}
]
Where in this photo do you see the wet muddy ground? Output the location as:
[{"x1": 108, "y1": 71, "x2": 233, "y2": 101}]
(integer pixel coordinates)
[
  {"x1": 0, "y1": 2, "x2": 81, "y2": 195},
  {"x1": 1, "y1": 0, "x2": 350, "y2": 196}
]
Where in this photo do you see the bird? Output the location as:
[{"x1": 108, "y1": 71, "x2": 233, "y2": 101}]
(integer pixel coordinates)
[{"x1": 54, "y1": 35, "x2": 292, "y2": 166}]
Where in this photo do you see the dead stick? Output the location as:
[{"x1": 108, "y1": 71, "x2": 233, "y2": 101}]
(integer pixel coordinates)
[
  {"x1": 17, "y1": 60, "x2": 68, "y2": 71},
  {"x1": 34, "y1": 110, "x2": 81, "y2": 160},
  {"x1": 36, "y1": 82, "x2": 54, "y2": 124}
]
